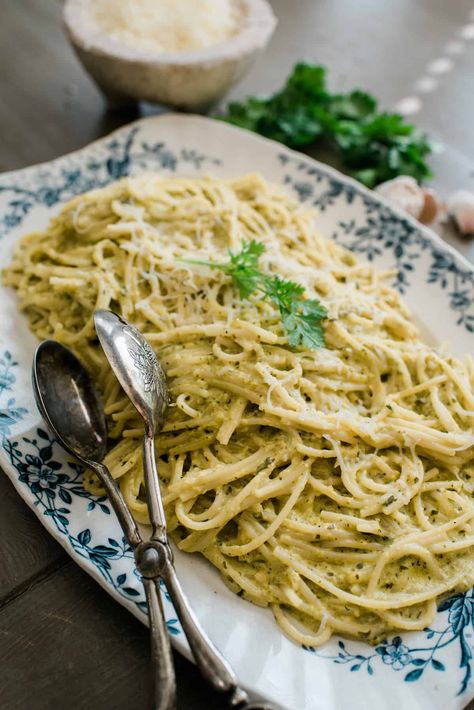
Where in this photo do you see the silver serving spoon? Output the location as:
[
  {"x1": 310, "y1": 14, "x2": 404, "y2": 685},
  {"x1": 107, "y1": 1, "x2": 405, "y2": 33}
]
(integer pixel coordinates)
[
  {"x1": 32, "y1": 340, "x2": 177, "y2": 710},
  {"x1": 94, "y1": 310, "x2": 169, "y2": 545},
  {"x1": 94, "y1": 311, "x2": 271, "y2": 710}
]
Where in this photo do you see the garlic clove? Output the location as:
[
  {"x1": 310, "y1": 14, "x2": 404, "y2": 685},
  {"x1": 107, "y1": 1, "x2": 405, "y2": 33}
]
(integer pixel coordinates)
[
  {"x1": 375, "y1": 176, "x2": 425, "y2": 220},
  {"x1": 419, "y1": 188, "x2": 441, "y2": 225},
  {"x1": 376, "y1": 176, "x2": 440, "y2": 225},
  {"x1": 447, "y1": 190, "x2": 474, "y2": 236}
]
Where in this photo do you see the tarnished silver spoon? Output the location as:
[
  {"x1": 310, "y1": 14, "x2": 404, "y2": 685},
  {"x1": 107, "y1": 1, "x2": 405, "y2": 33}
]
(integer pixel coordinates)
[
  {"x1": 94, "y1": 310, "x2": 272, "y2": 709},
  {"x1": 32, "y1": 340, "x2": 177, "y2": 710}
]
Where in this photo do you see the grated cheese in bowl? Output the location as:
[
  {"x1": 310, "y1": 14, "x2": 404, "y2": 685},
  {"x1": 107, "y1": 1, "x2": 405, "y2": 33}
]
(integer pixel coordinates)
[
  {"x1": 63, "y1": 0, "x2": 276, "y2": 109},
  {"x1": 90, "y1": 0, "x2": 242, "y2": 54}
]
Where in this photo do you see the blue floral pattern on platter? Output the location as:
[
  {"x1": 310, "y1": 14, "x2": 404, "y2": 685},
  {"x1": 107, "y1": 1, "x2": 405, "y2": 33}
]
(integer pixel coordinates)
[
  {"x1": 307, "y1": 590, "x2": 474, "y2": 696},
  {"x1": 1, "y1": 116, "x2": 474, "y2": 709}
]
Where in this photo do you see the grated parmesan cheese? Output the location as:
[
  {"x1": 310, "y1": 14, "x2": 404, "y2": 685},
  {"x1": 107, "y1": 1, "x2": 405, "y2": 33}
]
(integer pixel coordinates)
[{"x1": 90, "y1": 0, "x2": 241, "y2": 54}]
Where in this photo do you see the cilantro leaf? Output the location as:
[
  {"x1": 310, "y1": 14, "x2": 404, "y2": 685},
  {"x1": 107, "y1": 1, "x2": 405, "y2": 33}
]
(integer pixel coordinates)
[
  {"x1": 264, "y1": 275, "x2": 327, "y2": 349},
  {"x1": 223, "y1": 97, "x2": 269, "y2": 132},
  {"x1": 300, "y1": 298, "x2": 328, "y2": 321},
  {"x1": 283, "y1": 311, "x2": 326, "y2": 350},
  {"x1": 218, "y1": 63, "x2": 432, "y2": 187},
  {"x1": 227, "y1": 263, "x2": 261, "y2": 299},
  {"x1": 263, "y1": 275, "x2": 305, "y2": 312},
  {"x1": 225, "y1": 240, "x2": 266, "y2": 298},
  {"x1": 281, "y1": 299, "x2": 327, "y2": 350},
  {"x1": 228, "y1": 239, "x2": 266, "y2": 269},
  {"x1": 286, "y1": 63, "x2": 327, "y2": 98},
  {"x1": 226, "y1": 265, "x2": 260, "y2": 299},
  {"x1": 329, "y1": 90, "x2": 377, "y2": 121}
]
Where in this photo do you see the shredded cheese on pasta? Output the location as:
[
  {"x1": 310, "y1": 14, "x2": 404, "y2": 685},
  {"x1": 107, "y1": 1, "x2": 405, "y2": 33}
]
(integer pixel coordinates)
[{"x1": 5, "y1": 173, "x2": 474, "y2": 646}]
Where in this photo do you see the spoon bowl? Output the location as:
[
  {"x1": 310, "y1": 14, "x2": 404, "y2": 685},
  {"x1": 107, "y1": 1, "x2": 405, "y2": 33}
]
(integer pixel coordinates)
[
  {"x1": 32, "y1": 340, "x2": 107, "y2": 463},
  {"x1": 94, "y1": 310, "x2": 168, "y2": 436}
]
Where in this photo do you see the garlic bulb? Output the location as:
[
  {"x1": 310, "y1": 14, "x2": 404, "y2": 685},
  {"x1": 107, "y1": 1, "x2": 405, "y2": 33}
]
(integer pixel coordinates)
[
  {"x1": 376, "y1": 176, "x2": 440, "y2": 225},
  {"x1": 447, "y1": 190, "x2": 474, "y2": 236},
  {"x1": 376, "y1": 176, "x2": 424, "y2": 220},
  {"x1": 418, "y1": 188, "x2": 439, "y2": 225}
]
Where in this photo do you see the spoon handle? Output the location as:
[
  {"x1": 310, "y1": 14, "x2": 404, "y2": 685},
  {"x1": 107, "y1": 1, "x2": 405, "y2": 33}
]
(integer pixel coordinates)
[
  {"x1": 143, "y1": 433, "x2": 168, "y2": 543},
  {"x1": 143, "y1": 577, "x2": 177, "y2": 710},
  {"x1": 160, "y1": 557, "x2": 248, "y2": 706},
  {"x1": 141, "y1": 433, "x2": 258, "y2": 707},
  {"x1": 92, "y1": 462, "x2": 142, "y2": 549},
  {"x1": 90, "y1": 466, "x2": 177, "y2": 709}
]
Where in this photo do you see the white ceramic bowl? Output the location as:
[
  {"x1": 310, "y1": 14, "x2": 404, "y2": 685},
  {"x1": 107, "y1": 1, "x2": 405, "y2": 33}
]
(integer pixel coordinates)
[{"x1": 63, "y1": 0, "x2": 277, "y2": 110}]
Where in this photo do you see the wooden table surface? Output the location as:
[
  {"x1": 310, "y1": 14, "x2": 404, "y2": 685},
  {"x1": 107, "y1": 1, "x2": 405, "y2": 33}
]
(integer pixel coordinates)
[{"x1": 1, "y1": 1, "x2": 474, "y2": 708}]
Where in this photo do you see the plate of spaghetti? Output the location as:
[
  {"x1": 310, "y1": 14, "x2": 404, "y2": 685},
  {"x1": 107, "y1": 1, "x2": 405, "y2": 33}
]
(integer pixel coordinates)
[{"x1": 1, "y1": 114, "x2": 474, "y2": 710}]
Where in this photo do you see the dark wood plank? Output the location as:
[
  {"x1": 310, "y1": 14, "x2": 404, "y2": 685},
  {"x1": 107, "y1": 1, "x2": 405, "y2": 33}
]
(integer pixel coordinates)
[
  {"x1": 0, "y1": 561, "x2": 225, "y2": 710},
  {"x1": 0, "y1": 474, "x2": 66, "y2": 601}
]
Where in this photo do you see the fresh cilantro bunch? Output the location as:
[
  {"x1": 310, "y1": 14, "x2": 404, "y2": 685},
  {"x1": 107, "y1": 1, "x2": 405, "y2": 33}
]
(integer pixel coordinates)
[
  {"x1": 219, "y1": 63, "x2": 432, "y2": 188},
  {"x1": 185, "y1": 240, "x2": 327, "y2": 350}
]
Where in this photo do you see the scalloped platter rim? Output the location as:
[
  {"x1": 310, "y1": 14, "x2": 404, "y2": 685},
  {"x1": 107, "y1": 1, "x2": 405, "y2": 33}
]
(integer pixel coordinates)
[{"x1": 0, "y1": 114, "x2": 473, "y2": 710}]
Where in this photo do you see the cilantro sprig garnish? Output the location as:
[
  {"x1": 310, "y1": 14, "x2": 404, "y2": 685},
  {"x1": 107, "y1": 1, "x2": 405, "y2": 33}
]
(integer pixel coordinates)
[
  {"x1": 184, "y1": 240, "x2": 327, "y2": 350},
  {"x1": 218, "y1": 63, "x2": 432, "y2": 188}
]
